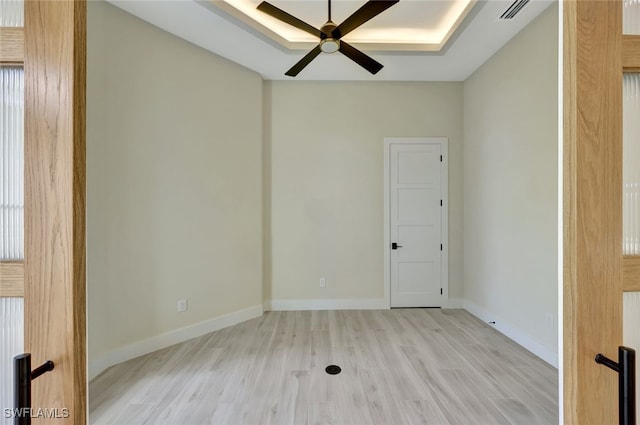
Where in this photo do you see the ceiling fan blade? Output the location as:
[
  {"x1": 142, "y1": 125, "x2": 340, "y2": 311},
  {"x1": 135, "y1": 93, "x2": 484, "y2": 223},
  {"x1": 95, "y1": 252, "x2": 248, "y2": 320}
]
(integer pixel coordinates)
[
  {"x1": 332, "y1": 0, "x2": 398, "y2": 39},
  {"x1": 285, "y1": 44, "x2": 323, "y2": 77},
  {"x1": 257, "y1": 2, "x2": 325, "y2": 39},
  {"x1": 338, "y1": 40, "x2": 383, "y2": 75}
]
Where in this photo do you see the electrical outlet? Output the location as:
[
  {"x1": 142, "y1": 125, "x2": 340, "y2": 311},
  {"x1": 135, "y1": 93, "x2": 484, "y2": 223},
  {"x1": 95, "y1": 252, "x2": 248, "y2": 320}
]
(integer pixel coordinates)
[
  {"x1": 319, "y1": 277, "x2": 326, "y2": 288},
  {"x1": 177, "y1": 299, "x2": 188, "y2": 312}
]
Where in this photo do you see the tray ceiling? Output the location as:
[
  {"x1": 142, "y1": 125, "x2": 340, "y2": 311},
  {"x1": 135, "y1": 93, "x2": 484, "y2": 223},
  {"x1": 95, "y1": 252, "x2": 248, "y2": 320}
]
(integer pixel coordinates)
[
  {"x1": 106, "y1": 0, "x2": 555, "y2": 81},
  {"x1": 213, "y1": 0, "x2": 477, "y2": 51}
]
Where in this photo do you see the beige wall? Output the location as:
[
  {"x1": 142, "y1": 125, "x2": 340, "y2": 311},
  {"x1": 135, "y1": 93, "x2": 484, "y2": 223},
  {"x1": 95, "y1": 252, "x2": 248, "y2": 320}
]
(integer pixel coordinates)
[
  {"x1": 463, "y1": 4, "x2": 558, "y2": 356},
  {"x1": 266, "y1": 81, "x2": 464, "y2": 303},
  {"x1": 87, "y1": 1, "x2": 263, "y2": 361}
]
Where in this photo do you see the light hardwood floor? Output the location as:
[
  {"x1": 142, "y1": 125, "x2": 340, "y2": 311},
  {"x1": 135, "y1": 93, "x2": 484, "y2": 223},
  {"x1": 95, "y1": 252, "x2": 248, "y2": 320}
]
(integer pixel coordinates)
[{"x1": 89, "y1": 309, "x2": 558, "y2": 425}]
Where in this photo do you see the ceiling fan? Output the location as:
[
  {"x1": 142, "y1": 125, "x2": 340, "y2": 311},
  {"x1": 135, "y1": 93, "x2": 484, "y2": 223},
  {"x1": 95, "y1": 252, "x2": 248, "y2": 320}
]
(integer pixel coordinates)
[{"x1": 257, "y1": 0, "x2": 399, "y2": 77}]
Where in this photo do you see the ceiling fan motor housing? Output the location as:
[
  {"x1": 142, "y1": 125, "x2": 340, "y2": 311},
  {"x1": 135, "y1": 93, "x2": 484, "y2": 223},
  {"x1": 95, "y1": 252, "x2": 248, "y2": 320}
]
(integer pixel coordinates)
[
  {"x1": 320, "y1": 22, "x2": 337, "y2": 38},
  {"x1": 319, "y1": 22, "x2": 339, "y2": 53}
]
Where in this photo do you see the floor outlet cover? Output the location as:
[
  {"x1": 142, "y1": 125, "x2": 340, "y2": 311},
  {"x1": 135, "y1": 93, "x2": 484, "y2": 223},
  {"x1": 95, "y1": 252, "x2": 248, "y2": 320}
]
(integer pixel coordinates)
[{"x1": 325, "y1": 365, "x2": 341, "y2": 375}]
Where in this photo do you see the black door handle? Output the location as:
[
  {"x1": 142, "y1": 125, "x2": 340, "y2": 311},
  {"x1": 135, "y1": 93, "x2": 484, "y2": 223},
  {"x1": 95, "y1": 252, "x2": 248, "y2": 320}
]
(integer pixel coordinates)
[
  {"x1": 391, "y1": 242, "x2": 402, "y2": 250},
  {"x1": 595, "y1": 346, "x2": 636, "y2": 425},
  {"x1": 14, "y1": 353, "x2": 54, "y2": 425}
]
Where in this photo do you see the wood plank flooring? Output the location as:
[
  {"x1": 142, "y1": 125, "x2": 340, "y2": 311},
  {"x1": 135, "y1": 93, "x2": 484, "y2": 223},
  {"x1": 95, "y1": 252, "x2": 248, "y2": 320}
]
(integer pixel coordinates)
[{"x1": 89, "y1": 309, "x2": 559, "y2": 425}]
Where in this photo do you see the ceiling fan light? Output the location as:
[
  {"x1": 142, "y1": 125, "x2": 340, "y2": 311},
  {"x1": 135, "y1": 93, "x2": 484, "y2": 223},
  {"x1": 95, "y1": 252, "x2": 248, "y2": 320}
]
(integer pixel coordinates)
[{"x1": 320, "y1": 39, "x2": 340, "y2": 53}]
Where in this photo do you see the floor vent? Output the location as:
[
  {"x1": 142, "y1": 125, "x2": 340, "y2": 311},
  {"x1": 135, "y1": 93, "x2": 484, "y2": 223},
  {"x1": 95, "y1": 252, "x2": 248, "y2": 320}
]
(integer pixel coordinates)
[
  {"x1": 325, "y1": 365, "x2": 341, "y2": 375},
  {"x1": 499, "y1": 0, "x2": 530, "y2": 20}
]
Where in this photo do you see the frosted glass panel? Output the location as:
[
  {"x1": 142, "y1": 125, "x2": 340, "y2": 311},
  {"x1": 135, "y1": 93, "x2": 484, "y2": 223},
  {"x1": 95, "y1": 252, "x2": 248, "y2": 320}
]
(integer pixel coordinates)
[
  {"x1": 0, "y1": 67, "x2": 24, "y2": 260},
  {"x1": 0, "y1": 66, "x2": 24, "y2": 422},
  {"x1": 625, "y1": 0, "x2": 640, "y2": 34},
  {"x1": 623, "y1": 292, "x2": 640, "y2": 422},
  {"x1": 0, "y1": 297, "x2": 23, "y2": 425},
  {"x1": 624, "y1": 74, "x2": 640, "y2": 255},
  {"x1": 0, "y1": 0, "x2": 23, "y2": 26}
]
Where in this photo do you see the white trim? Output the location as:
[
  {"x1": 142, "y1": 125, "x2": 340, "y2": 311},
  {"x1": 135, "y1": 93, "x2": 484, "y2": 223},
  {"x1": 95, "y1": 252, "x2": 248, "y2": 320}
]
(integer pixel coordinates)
[
  {"x1": 441, "y1": 142, "x2": 450, "y2": 308},
  {"x1": 383, "y1": 137, "x2": 449, "y2": 309},
  {"x1": 264, "y1": 298, "x2": 388, "y2": 311},
  {"x1": 463, "y1": 300, "x2": 559, "y2": 369},
  {"x1": 557, "y1": 1, "x2": 564, "y2": 421},
  {"x1": 383, "y1": 139, "x2": 392, "y2": 308},
  {"x1": 88, "y1": 304, "x2": 264, "y2": 381}
]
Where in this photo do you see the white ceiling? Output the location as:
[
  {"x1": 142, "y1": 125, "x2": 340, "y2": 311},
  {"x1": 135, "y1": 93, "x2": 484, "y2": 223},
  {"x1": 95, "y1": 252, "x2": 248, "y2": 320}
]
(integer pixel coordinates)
[{"x1": 106, "y1": 0, "x2": 554, "y2": 81}]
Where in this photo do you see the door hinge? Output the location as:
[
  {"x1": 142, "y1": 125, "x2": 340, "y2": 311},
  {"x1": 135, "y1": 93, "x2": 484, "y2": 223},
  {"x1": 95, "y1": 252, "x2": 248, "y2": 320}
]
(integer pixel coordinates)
[
  {"x1": 440, "y1": 288, "x2": 443, "y2": 295},
  {"x1": 440, "y1": 155, "x2": 443, "y2": 162},
  {"x1": 440, "y1": 199, "x2": 443, "y2": 206},
  {"x1": 440, "y1": 244, "x2": 443, "y2": 251}
]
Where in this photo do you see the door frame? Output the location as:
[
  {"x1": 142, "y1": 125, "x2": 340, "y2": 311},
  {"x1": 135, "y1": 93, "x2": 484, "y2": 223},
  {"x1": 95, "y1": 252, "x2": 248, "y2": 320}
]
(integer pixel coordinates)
[{"x1": 383, "y1": 137, "x2": 449, "y2": 309}]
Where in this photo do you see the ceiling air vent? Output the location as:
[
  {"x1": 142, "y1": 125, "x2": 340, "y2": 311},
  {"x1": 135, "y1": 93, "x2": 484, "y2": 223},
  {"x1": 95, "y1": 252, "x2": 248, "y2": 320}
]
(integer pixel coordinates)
[{"x1": 499, "y1": 0, "x2": 530, "y2": 20}]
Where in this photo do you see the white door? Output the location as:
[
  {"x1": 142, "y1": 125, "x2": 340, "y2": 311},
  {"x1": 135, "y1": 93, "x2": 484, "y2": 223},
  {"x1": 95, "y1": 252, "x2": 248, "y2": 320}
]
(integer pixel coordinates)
[{"x1": 389, "y1": 143, "x2": 443, "y2": 307}]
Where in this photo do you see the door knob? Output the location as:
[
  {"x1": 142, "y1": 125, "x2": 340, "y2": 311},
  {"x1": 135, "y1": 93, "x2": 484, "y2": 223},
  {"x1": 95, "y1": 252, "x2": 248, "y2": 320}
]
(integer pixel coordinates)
[{"x1": 392, "y1": 242, "x2": 402, "y2": 250}]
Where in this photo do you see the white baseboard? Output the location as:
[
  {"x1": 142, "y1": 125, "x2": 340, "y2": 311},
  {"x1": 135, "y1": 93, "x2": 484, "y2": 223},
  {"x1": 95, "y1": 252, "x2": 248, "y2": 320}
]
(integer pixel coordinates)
[
  {"x1": 463, "y1": 300, "x2": 558, "y2": 368},
  {"x1": 264, "y1": 298, "x2": 388, "y2": 311},
  {"x1": 265, "y1": 297, "x2": 464, "y2": 311},
  {"x1": 88, "y1": 304, "x2": 264, "y2": 381}
]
